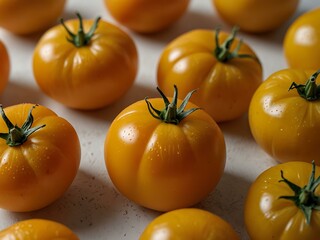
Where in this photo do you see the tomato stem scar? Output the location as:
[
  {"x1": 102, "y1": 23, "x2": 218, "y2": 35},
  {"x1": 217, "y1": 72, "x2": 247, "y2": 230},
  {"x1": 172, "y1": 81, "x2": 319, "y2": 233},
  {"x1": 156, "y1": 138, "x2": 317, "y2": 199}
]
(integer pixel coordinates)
[
  {"x1": 145, "y1": 85, "x2": 200, "y2": 124},
  {"x1": 0, "y1": 105, "x2": 46, "y2": 147},
  {"x1": 60, "y1": 12, "x2": 101, "y2": 47},
  {"x1": 279, "y1": 160, "x2": 320, "y2": 225}
]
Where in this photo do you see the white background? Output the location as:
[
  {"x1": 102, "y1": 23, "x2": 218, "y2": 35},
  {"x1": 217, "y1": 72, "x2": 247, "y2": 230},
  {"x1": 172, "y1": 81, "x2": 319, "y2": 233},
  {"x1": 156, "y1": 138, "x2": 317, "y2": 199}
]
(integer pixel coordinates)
[{"x1": 0, "y1": 0, "x2": 319, "y2": 239}]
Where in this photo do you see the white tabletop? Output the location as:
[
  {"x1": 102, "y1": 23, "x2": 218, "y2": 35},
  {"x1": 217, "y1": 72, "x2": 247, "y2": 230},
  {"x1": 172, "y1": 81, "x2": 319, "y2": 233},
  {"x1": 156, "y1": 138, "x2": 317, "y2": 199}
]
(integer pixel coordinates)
[{"x1": 0, "y1": 0, "x2": 319, "y2": 239}]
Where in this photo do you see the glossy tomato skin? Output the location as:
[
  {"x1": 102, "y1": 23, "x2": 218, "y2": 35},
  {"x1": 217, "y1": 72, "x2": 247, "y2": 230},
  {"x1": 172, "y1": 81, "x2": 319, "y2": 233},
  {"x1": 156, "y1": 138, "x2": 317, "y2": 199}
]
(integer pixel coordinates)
[
  {"x1": 284, "y1": 8, "x2": 320, "y2": 71},
  {"x1": 0, "y1": 104, "x2": 80, "y2": 212},
  {"x1": 105, "y1": 98, "x2": 226, "y2": 212},
  {"x1": 33, "y1": 18, "x2": 138, "y2": 110},
  {"x1": 140, "y1": 208, "x2": 240, "y2": 240},
  {"x1": 0, "y1": 219, "x2": 79, "y2": 240},
  {"x1": 104, "y1": 0, "x2": 190, "y2": 33},
  {"x1": 244, "y1": 162, "x2": 320, "y2": 240},
  {"x1": 249, "y1": 69, "x2": 320, "y2": 164},
  {"x1": 0, "y1": 40, "x2": 9, "y2": 94},
  {"x1": 0, "y1": 0, "x2": 66, "y2": 35},
  {"x1": 157, "y1": 29, "x2": 262, "y2": 123},
  {"x1": 213, "y1": 0, "x2": 299, "y2": 33}
]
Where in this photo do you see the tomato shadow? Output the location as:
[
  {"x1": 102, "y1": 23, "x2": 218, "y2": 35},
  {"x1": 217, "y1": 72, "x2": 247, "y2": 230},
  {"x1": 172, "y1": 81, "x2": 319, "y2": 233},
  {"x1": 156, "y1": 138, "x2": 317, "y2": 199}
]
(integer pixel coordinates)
[
  {"x1": 196, "y1": 172, "x2": 251, "y2": 240},
  {"x1": 68, "y1": 82, "x2": 159, "y2": 123},
  {"x1": 0, "y1": 168, "x2": 156, "y2": 237},
  {"x1": 0, "y1": 81, "x2": 47, "y2": 106}
]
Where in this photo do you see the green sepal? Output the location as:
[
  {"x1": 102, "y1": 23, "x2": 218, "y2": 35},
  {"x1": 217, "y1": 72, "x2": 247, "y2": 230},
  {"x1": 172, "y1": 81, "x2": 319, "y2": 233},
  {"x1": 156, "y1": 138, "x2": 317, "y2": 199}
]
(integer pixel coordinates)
[
  {"x1": 0, "y1": 105, "x2": 46, "y2": 147},
  {"x1": 60, "y1": 12, "x2": 101, "y2": 47},
  {"x1": 279, "y1": 160, "x2": 320, "y2": 225},
  {"x1": 289, "y1": 69, "x2": 320, "y2": 101},
  {"x1": 145, "y1": 85, "x2": 200, "y2": 124},
  {"x1": 214, "y1": 26, "x2": 261, "y2": 65}
]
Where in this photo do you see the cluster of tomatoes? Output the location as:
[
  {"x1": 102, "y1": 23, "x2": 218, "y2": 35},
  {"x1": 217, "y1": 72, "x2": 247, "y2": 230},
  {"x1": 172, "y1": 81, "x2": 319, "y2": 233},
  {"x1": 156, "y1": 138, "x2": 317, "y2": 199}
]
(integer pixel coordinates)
[{"x1": 0, "y1": 0, "x2": 320, "y2": 239}]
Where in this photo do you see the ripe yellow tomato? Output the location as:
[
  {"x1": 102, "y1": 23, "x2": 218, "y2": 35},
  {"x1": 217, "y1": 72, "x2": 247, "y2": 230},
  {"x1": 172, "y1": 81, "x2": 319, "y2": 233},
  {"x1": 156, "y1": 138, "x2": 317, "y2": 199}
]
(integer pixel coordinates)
[
  {"x1": 157, "y1": 28, "x2": 262, "y2": 123},
  {"x1": 104, "y1": 0, "x2": 190, "y2": 33},
  {"x1": 0, "y1": 40, "x2": 9, "y2": 94},
  {"x1": 213, "y1": 0, "x2": 299, "y2": 33},
  {"x1": 284, "y1": 8, "x2": 320, "y2": 71},
  {"x1": 104, "y1": 86, "x2": 226, "y2": 211},
  {"x1": 33, "y1": 14, "x2": 138, "y2": 110},
  {"x1": 0, "y1": 0, "x2": 66, "y2": 35},
  {"x1": 140, "y1": 208, "x2": 240, "y2": 240},
  {"x1": 249, "y1": 69, "x2": 320, "y2": 164},
  {"x1": 244, "y1": 161, "x2": 320, "y2": 240},
  {"x1": 0, "y1": 103, "x2": 80, "y2": 212},
  {"x1": 0, "y1": 219, "x2": 79, "y2": 240}
]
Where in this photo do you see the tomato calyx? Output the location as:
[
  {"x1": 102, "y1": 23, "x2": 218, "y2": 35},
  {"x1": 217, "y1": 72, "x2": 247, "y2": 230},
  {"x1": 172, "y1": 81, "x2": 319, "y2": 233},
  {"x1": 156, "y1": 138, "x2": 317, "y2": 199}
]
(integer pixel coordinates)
[
  {"x1": 61, "y1": 13, "x2": 101, "y2": 47},
  {"x1": 214, "y1": 27, "x2": 260, "y2": 64},
  {"x1": 145, "y1": 85, "x2": 200, "y2": 124},
  {"x1": 289, "y1": 69, "x2": 320, "y2": 101},
  {"x1": 279, "y1": 160, "x2": 320, "y2": 224},
  {"x1": 0, "y1": 105, "x2": 46, "y2": 147}
]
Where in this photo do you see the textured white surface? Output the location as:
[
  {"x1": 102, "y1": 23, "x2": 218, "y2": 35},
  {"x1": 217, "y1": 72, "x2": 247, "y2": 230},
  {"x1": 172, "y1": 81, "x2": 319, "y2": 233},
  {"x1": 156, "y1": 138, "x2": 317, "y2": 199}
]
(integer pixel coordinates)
[{"x1": 0, "y1": 0, "x2": 318, "y2": 239}]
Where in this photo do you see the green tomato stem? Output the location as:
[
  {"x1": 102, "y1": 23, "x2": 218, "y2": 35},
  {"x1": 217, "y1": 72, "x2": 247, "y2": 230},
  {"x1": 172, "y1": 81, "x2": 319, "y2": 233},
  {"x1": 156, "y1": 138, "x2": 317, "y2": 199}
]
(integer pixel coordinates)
[
  {"x1": 279, "y1": 160, "x2": 320, "y2": 225},
  {"x1": 60, "y1": 12, "x2": 101, "y2": 47},
  {"x1": 145, "y1": 85, "x2": 200, "y2": 125},
  {"x1": 289, "y1": 69, "x2": 320, "y2": 101},
  {"x1": 214, "y1": 26, "x2": 260, "y2": 64},
  {"x1": 0, "y1": 105, "x2": 45, "y2": 147}
]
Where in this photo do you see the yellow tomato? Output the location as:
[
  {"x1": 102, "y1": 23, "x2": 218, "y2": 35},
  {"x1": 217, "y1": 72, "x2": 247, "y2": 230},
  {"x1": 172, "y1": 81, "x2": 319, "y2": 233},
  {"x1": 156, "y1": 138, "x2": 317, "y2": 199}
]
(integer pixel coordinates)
[
  {"x1": 0, "y1": 40, "x2": 9, "y2": 94},
  {"x1": 249, "y1": 69, "x2": 320, "y2": 163},
  {"x1": 157, "y1": 28, "x2": 262, "y2": 123},
  {"x1": 104, "y1": 86, "x2": 226, "y2": 211},
  {"x1": 0, "y1": 0, "x2": 66, "y2": 35},
  {"x1": 244, "y1": 161, "x2": 320, "y2": 240},
  {"x1": 0, "y1": 219, "x2": 79, "y2": 240},
  {"x1": 213, "y1": 0, "x2": 299, "y2": 33},
  {"x1": 33, "y1": 14, "x2": 138, "y2": 110},
  {"x1": 104, "y1": 0, "x2": 190, "y2": 33},
  {"x1": 140, "y1": 208, "x2": 240, "y2": 240},
  {"x1": 0, "y1": 104, "x2": 80, "y2": 212},
  {"x1": 284, "y1": 8, "x2": 320, "y2": 71}
]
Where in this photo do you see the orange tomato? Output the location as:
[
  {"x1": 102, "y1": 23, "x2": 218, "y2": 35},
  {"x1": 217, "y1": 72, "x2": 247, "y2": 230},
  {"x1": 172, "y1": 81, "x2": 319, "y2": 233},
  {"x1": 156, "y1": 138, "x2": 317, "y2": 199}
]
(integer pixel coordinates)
[
  {"x1": 0, "y1": 219, "x2": 79, "y2": 240},
  {"x1": 105, "y1": 86, "x2": 226, "y2": 211},
  {"x1": 213, "y1": 0, "x2": 299, "y2": 33},
  {"x1": 0, "y1": 40, "x2": 9, "y2": 94},
  {"x1": 157, "y1": 28, "x2": 262, "y2": 122},
  {"x1": 284, "y1": 7, "x2": 320, "y2": 71},
  {"x1": 244, "y1": 161, "x2": 320, "y2": 240},
  {"x1": 0, "y1": 0, "x2": 66, "y2": 35},
  {"x1": 104, "y1": 0, "x2": 190, "y2": 33},
  {"x1": 140, "y1": 208, "x2": 240, "y2": 240},
  {"x1": 0, "y1": 103, "x2": 80, "y2": 212},
  {"x1": 33, "y1": 14, "x2": 138, "y2": 110},
  {"x1": 249, "y1": 69, "x2": 320, "y2": 164}
]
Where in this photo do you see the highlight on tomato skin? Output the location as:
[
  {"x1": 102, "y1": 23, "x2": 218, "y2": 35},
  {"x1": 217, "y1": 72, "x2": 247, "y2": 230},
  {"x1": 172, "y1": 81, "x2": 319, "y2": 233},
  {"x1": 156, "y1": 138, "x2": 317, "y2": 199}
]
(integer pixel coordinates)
[
  {"x1": 139, "y1": 208, "x2": 240, "y2": 240},
  {"x1": 33, "y1": 13, "x2": 138, "y2": 110},
  {"x1": 0, "y1": 0, "x2": 67, "y2": 35},
  {"x1": 0, "y1": 219, "x2": 79, "y2": 240},
  {"x1": 0, "y1": 103, "x2": 81, "y2": 212},
  {"x1": 104, "y1": 86, "x2": 226, "y2": 212},
  {"x1": 103, "y1": 0, "x2": 190, "y2": 33}
]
